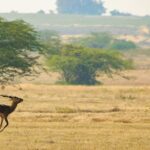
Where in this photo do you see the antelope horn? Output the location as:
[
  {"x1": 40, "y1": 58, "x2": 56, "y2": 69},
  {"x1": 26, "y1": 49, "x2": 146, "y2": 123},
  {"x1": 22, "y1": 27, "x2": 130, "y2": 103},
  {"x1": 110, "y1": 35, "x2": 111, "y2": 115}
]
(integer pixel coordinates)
[
  {"x1": 0, "y1": 95, "x2": 20, "y2": 99},
  {"x1": 0, "y1": 95, "x2": 12, "y2": 98}
]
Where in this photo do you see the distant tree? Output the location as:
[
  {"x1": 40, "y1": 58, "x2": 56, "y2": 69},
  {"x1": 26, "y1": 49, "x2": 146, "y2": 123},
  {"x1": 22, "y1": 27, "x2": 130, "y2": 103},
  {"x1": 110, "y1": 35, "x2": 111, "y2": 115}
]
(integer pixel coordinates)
[
  {"x1": 10, "y1": 11, "x2": 18, "y2": 14},
  {"x1": 110, "y1": 10, "x2": 132, "y2": 16},
  {"x1": 48, "y1": 45, "x2": 132, "y2": 85},
  {"x1": 73, "y1": 32, "x2": 113, "y2": 49},
  {"x1": 72, "y1": 32, "x2": 137, "y2": 51},
  {"x1": 39, "y1": 30, "x2": 61, "y2": 55},
  {"x1": 37, "y1": 10, "x2": 45, "y2": 15},
  {"x1": 56, "y1": 0, "x2": 106, "y2": 15},
  {"x1": 110, "y1": 40, "x2": 137, "y2": 50},
  {"x1": 0, "y1": 17, "x2": 42, "y2": 84}
]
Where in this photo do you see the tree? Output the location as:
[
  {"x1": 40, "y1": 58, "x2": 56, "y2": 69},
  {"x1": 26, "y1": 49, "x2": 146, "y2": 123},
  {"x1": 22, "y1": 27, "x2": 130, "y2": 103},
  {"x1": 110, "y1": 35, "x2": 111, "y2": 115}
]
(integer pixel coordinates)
[
  {"x1": 72, "y1": 32, "x2": 113, "y2": 49},
  {"x1": 56, "y1": 0, "x2": 106, "y2": 15},
  {"x1": 0, "y1": 17, "x2": 42, "y2": 84},
  {"x1": 110, "y1": 10, "x2": 132, "y2": 16},
  {"x1": 37, "y1": 10, "x2": 46, "y2": 15},
  {"x1": 72, "y1": 32, "x2": 137, "y2": 51},
  {"x1": 110, "y1": 40, "x2": 137, "y2": 50},
  {"x1": 48, "y1": 45, "x2": 132, "y2": 85}
]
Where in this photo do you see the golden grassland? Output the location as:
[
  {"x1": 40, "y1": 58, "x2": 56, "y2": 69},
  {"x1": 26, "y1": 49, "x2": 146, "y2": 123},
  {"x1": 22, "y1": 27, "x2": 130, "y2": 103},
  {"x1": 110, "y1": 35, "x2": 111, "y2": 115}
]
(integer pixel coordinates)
[{"x1": 0, "y1": 84, "x2": 150, "y2": 150}]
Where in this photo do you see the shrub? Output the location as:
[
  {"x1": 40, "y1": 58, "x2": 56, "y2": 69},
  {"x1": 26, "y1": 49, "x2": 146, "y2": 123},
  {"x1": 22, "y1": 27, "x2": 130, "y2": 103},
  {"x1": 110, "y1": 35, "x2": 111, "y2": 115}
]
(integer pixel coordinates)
[{"x1": 110, "y1": 40, "x2": 137, "y2": 50}]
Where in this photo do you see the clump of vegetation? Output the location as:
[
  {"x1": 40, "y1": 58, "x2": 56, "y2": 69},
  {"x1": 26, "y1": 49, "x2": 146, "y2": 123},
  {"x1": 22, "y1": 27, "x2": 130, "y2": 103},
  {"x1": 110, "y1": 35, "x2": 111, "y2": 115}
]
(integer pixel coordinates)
[
  {"x1": 73, "y1": 32, "x2": 112, "y2": 49},
  {"x1": 110, "y1": 40, "x2": 137, "y2": 50},
  {"x1": 48, "y1": 45, "x2": 132, "y2": 85},
  {"x1": 72, "y1": 32, "x2": 137, "y2": 51},
  {"x1": 110, "y1": 9, "x2": 132, "y2": 16}
]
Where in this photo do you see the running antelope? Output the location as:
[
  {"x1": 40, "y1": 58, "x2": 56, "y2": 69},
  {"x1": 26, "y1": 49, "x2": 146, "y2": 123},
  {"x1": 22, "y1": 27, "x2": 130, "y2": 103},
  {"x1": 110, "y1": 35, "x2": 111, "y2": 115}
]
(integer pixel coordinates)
[{"x1": 0, "y1": 95, "x2": 23, "y2": 132}]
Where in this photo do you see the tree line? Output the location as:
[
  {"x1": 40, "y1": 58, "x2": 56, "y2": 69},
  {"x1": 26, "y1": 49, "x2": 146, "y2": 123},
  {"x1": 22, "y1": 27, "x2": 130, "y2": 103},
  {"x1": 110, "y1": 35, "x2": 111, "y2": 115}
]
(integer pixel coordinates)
[
  {"x1": 56, "y1": 0, "x2": 133, "y2": 16},
  {"x1": 0, "y1": 18, "x2": 133, "y2": 85}
]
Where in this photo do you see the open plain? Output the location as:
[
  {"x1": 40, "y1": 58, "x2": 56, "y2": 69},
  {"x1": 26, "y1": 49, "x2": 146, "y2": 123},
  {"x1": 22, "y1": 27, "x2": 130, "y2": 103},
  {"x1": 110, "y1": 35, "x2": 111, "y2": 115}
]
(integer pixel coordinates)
[{"x1": 0, "y1": 84, "x2": 150, "y2": 150}]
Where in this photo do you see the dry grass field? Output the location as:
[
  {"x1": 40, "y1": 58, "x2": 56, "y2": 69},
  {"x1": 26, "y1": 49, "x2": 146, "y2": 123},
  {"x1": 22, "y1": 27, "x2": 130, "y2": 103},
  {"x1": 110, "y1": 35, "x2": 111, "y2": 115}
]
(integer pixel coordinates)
[{"x1": 0, "y1": 84, "x2": 150, "y2": 150}]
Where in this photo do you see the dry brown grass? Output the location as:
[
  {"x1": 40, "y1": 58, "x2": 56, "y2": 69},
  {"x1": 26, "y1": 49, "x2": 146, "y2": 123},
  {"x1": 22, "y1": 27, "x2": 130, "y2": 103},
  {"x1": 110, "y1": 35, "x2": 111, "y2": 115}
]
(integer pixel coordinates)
[{"x1": 0, "y1": 84, "x2": 150, "y2": 150}]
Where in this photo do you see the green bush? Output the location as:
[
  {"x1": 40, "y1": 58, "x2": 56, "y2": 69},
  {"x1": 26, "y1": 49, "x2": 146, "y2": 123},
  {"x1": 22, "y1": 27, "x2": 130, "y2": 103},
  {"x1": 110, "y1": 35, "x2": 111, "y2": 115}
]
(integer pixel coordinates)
[
  {"x1": 73, "y1": 32, "x2": 113, "y2": 49},
  {"x1": 110, "y1": 40, "x2": 137, "y2": 50},
  {"x1": 72, "y1": 33, "x2": 137, "y2": 51}
]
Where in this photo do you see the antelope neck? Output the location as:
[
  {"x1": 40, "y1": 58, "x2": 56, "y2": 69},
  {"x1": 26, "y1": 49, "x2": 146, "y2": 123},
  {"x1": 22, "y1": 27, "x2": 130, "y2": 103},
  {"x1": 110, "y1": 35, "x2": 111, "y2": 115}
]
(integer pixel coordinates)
[{"x1": 10, "y1": 101, "x2": 18, "y2": 113}]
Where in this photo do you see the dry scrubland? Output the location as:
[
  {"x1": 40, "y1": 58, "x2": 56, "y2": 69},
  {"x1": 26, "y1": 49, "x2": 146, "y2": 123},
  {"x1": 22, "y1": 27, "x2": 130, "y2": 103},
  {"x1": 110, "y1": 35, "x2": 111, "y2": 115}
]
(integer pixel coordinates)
[{"x1": 0, "y1": 84, "x2": 150, "y2": 150}]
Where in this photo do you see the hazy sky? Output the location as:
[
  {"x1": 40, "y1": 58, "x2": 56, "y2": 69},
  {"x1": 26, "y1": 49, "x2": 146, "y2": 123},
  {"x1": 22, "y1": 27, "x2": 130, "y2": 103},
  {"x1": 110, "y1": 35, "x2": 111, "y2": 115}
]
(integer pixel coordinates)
[{"x1": 0, "y1": 0, "x2": 149, "y2": 16}]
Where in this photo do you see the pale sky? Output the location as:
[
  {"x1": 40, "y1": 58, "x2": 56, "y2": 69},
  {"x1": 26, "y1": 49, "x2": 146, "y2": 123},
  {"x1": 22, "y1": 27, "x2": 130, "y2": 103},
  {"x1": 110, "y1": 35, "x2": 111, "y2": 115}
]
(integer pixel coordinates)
[{"x1": 0, "y1": 0, "x2": 149, "y2": 16}]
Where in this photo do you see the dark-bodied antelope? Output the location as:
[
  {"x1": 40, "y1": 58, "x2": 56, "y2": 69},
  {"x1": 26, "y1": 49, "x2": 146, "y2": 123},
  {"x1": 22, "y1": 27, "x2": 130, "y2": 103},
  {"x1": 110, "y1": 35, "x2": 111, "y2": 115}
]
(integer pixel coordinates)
[{"x1": 0, "y1": 95, "x2": 23, "y2": 132}]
